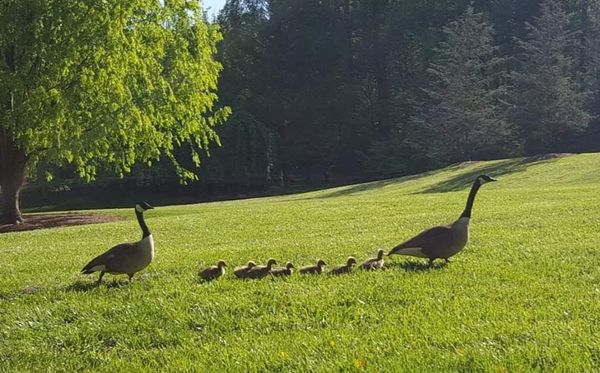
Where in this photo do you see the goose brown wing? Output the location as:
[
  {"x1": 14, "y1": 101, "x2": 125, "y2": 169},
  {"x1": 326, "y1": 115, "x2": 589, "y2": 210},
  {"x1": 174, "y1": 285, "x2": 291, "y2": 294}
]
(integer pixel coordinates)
[
  {"x1": 329, "y1": 265, "x2": 347, "y2": 275},
  {"x1": 233, "y1": 266, "x2": 250, "y2": 277},
  {"x1": 199, "y1": 266, "x2": 218, "y2": 279},
  {"x1": 246, "y1": 265, "x2": 268, "y2": 279},
  {"x1": 392, "y1": 225, "x2": 453, "y2": 251},
  {"x1": 361, "y1": 259, "x2": 374, "y2": 269},
  {"x1": 361, "y1": 257, "x2": 382, "y2": 269},
  {"x1": 81, "y1": 243, "x2": 134, "y2": 273},
  {"x1": 299, "y1": 265, "x2": 316, "y2": 274},
  {"x1": 270, "y1": 268, "x2": 290, "y2": 277}
]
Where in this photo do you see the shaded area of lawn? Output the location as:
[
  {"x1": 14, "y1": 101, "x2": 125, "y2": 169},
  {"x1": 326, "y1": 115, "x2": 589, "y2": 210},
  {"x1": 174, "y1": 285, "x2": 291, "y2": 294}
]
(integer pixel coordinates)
[{"x1": 313, "y1": 153, "x2": 573, "y2": 199}]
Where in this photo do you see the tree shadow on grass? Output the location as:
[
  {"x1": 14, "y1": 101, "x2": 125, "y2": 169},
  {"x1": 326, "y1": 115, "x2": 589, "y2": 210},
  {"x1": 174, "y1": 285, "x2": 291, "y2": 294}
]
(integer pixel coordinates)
[
  {"x1": 420, "y1": 154, "x2": 571, "y2": 193},
  {"x1": 310, "y1": 168, "x2": 448, "y2": 200},
  {"x1": 312, "y1": 153, "x2": 571, "y2": 199}
]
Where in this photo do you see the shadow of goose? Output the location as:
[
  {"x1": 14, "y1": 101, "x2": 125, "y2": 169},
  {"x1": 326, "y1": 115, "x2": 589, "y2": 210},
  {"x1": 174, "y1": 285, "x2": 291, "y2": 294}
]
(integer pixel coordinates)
[
  {"x1": 64, "y1": 280, "x2": 129, "y2": 292},
  {"x1": 386, "y1": 260, "x2": 448, "y2": 272}
]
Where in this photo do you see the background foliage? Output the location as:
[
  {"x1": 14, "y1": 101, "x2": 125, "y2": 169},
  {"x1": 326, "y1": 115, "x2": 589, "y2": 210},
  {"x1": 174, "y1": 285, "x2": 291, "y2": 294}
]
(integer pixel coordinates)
[
  {"x1": 0, "y1": 0, "x2": 229, "y2": 219},
  {"x1": 200, "y1": 0, "x2": 600, "y2": 190},
  {"x1": 6, "y1": 0, "x2": 600, "y2": 207}
]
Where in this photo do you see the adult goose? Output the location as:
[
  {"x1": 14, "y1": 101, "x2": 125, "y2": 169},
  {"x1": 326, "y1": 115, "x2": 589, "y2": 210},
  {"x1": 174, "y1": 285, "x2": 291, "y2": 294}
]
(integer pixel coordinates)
[
  {"x1": 270, "y1": 262, "x2": 295, "y2": 277},
  {"x1": 246, "y1": 259, "x2": 278, "y2": 279},
  {"x1": 233, "y1": 261, "x2": 257, "y2": 279},
  {"x1": 329, "y1": 257, "x2": 357, "y2": 275},
  {"x1": 388, "y1": 174, "x2": 496, "y2": 265},
  {"x1": 199, "y1": 260, "x2": 227, "y2": 281},
  {"x1": 361, "y1": 250, "x2": 385, "y2": 270},
  {"x1": 81, "y1": 202, "x2": 155, "y2": 285},
  {"x1": 299, "y1": 259, "x2": 326, "y2": 275}
]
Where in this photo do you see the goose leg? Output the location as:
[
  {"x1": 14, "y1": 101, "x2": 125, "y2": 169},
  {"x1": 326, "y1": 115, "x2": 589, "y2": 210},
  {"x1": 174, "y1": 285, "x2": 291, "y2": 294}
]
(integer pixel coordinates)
[
  {"x1": 96, "y1": 271, "x2": 106, "y2": 286},
  {"x1": 444, "y1": 258, "x2": 450, "y2": 264},
  {"x1": 428, "y1": 258, "x2": 435, "y2": 267},
  {"x1": 128, "y1": 273, "x2": 134, "y2": 283}
]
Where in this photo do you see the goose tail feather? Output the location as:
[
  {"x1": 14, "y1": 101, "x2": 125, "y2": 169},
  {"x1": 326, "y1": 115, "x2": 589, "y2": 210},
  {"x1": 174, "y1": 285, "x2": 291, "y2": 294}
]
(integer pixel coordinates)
[{"x1": 81, "y1": 255, "x2": 106, "y2": 274}]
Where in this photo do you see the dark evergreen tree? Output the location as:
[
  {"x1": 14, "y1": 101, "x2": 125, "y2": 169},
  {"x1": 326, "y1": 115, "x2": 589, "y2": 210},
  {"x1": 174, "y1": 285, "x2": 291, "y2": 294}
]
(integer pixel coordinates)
[
  {"x1": 414, "y1": 6, "x2": 512, "y2": 163},
  {"x1": 150, "y1": 0, "x2": 600, "y2": 194},
  {"x1": 511, "y1": 0, "x2": 592, "y2": 154}
]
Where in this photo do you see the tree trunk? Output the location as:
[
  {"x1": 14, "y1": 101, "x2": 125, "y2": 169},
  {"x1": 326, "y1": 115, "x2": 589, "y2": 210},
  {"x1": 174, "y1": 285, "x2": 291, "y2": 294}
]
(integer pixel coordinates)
[
  {"x1": 0, "y1": 130, "x2": 28, "y2": 224},
  {"x1": 1, "y1": 174, "x2": 24, "y2": 224}
]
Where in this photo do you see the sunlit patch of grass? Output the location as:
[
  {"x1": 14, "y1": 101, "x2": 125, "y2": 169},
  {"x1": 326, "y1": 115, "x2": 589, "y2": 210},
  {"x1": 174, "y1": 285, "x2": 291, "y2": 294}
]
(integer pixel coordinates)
[{"x1": 1, "y1": 153, "x2": 600, "y2": 371}]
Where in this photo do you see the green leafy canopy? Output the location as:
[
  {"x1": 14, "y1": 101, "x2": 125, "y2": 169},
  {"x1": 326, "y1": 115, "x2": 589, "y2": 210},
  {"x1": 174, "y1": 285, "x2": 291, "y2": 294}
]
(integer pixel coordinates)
[{"x1": 0, "y1": 0, "x2": 230, "y2": 182}]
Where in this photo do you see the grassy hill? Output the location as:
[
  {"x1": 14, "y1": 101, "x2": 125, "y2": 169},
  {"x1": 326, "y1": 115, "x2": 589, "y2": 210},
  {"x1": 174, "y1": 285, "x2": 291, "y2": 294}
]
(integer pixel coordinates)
[{"x1": 1, "y1": 153, "x2": 599, "y2": 371}]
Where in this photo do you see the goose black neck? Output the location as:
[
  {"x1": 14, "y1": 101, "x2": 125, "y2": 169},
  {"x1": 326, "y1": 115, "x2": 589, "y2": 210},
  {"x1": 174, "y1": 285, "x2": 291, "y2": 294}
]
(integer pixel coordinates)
[
  {"x1": 136, "y1": 210, "x2": 151, "y2": 238},
  {"x1": 460, "y1": 180, "x2": 482, "y2": 219}
]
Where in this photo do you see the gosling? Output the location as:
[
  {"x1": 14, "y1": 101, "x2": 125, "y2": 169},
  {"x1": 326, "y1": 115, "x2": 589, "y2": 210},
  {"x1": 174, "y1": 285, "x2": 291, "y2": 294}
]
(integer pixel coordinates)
[
  {"x1": 233, "y1": 261, "x2": 257, "y2": 279},
  {"x1": 361, "y1": 249, "x2": 385, "y2": 270},
  {"x1": 329, "y1": 257, "x2": 357, "y2": 275},
  {"x1": 299, "y1": 259, "x2": 327, "y2": 275},
  {"x1": 246, "y1": 258, "x2": 278, "y2": 279},
  {"x1": 199, "y1": 260, "x2": 227, "y2": 281},
  {"x1": 270, "y1": 262, "x2": 295, "y2": 277}
]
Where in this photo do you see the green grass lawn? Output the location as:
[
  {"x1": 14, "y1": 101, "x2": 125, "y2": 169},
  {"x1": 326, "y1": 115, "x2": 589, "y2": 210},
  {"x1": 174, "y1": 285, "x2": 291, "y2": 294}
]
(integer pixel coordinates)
[{"x1": 1, "y1": 153, "x2": 600, "y2": 371}]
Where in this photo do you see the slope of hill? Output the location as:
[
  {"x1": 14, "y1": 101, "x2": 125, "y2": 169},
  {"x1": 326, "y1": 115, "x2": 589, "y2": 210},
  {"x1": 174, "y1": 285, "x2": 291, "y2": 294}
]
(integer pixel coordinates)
[{"x1": 1, "y1": 153, "x2": 599, "y2": 371}]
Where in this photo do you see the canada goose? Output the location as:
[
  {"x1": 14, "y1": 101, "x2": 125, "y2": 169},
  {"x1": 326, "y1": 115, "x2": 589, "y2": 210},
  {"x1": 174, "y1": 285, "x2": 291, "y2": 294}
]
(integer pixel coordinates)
[
  {"x1": 361, "y1": 249, "x2": 385, "y2": 270},
  {"x1": 329, "y1": 257, "x2": 357, "y2": 275},
  {"x1": 199, "y1": 260, "x2": 227, "y2": 281},
  {"x1": 246, "y1": 259, "x2": 278, "y2": 279},
  {"x1": 388, "y1": 174, "x2": 496, "y2": 265},
  {"x1": 299, "y1": 259, "x2": 326, "y2": 275},
  {"x1": 270, "y1": 262, "x2": 295, "y2": 277},
  {"x1": 81, "y1": 202, "x2": 155, "y2": 285},
  {"x1": 233, "y1": 261, "x2": 257, "y2": 279}
]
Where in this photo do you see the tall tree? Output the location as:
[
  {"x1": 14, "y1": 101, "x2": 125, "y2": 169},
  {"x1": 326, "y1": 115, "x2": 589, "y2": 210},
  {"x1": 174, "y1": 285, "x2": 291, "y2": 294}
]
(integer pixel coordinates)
[
  {"x1": 213, "y1": 0, "x2": 276, "y2": 186},
  {"x1": 0, "y1": 0, "x2": 229, "y2": 223},
  {"x1": 510, "y1": 0, "x2": 592, "y2": 154},
  {"x1": 196, "y1": 0, "x2": 600, "y2": 192},
  {"x1": 414, "y1": 6, "x2": 512, "y2": 163}
]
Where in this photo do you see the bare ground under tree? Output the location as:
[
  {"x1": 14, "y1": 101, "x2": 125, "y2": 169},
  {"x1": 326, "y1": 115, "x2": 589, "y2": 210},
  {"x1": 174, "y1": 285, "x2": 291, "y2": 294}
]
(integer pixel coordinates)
[{"x1": 0, "y1": 213, "x2": 124, "y2": 234}]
